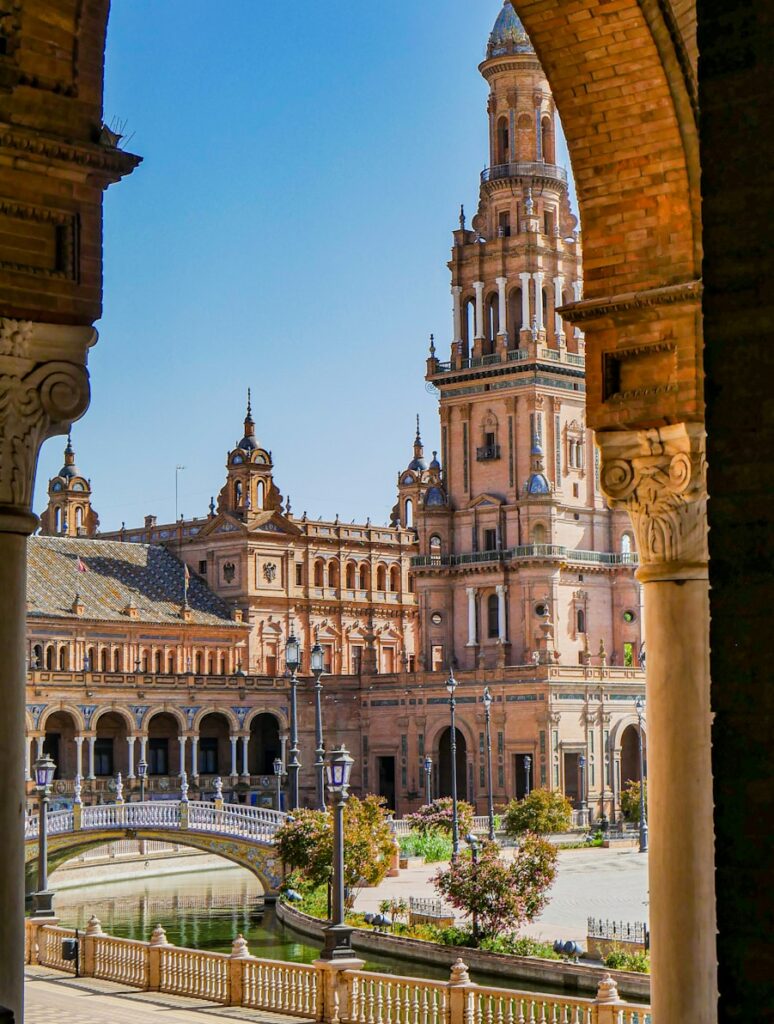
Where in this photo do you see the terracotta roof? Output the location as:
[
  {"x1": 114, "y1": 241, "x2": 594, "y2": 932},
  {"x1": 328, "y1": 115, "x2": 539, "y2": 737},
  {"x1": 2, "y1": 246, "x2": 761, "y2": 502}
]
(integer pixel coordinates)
[{"x1": 27, "y1": 536, "x2": 239, "y2": 627}]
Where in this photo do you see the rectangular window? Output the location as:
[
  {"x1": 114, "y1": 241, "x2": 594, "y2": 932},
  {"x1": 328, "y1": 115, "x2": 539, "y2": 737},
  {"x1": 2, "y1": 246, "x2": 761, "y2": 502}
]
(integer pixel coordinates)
[
  {"x1": 418, "y1": 733, "x2": 424, "y2": 756},
  {"x1": 362, "y1": 736, "x2": 369, "y2": 755},
  {"x1": 479, "y1": 732, "x2": 485, "y2": 755},
  {"x1": 540, "y1": 730, "x2": 546, "y2": 754},
  {"x1": 295, "y1": 563, "x2": 303, "y2": 586},
  {"x1": 94, "y1": 738, "x2": 113, "y2": 777},
  {"x1": 573, "y1": 483, "x2": 579, "y2": 498},
  {"x1": 265, "y1": 653, "x2": 277, "y2": 676},
  {"x1": 198, "y1": 738, "x2": 218, "y2": 775},
  {"x1": 553, "y1": 730, "x2": 559, "y2": 752},
  {"x1": 401, "y1": 734, "x2": 408, "y2": 756},
  {"x1": 543, "y1": 209, "x2": 556, "y2": 235},
  {"x1": 198, "y1": 560, "x2": 207, "y2": 575},
  {"x1": 484, "y1": 528, "x2": 498, "y2": 552},
  {"x1": 540, "y1": 764, "x2": 547, "y2": 785},
  {"x1": 480, "y1": 763, "x2": 485, "y2": 787},
  {"x1": 590, "y1": 732, "x2": 594, "y2": 752},
  {"x1": 148, "y1": 738, "x2": 168, "y2": 776},
  {"x1": 498, "y1": 210, "x2": 511, "y2": 237},
  {"x1": 498, "y1": 731, "x2": 504, "y2": 755},
  {"x1": 498, "y1": 764, "x2": 504, "y2": 788},
  {"x1": 431, "y1": 645, "x2": 445, "y2": 672},
  {"x1": 352, "y1": 647, "x2": 362, "y2": 675}
]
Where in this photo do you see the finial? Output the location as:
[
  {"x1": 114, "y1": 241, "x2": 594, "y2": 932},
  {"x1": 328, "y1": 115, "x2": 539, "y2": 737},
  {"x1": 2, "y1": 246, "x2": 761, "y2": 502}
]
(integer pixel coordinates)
[
  {"x1": 65, "y1": 432, "x2": 73, "y2": 454},
  {"x1": 416, "y1": 413, "x2": 420, "y2": 439},
  {"x1": 285, "y1": 494, "x2": 292, "y2": 516},
  {"x1": 246, "y1": 387, "x2": 252, "y2": 420},
  {"x1": 429, "y1": 333, "x2": 436, "y2": 357},
  {"x1": 209, "y1": 496, "x2": 215, "y2": 516},
  {"x1": 459, "y1": 204, "x2": 466, "y2": 230}
]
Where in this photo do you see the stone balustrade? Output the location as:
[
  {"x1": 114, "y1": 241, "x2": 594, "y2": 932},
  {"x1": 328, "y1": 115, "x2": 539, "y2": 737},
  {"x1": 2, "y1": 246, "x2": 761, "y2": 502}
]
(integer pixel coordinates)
[{"x1": 25, "y1": 918, "x2": 652, "y2": 1023}]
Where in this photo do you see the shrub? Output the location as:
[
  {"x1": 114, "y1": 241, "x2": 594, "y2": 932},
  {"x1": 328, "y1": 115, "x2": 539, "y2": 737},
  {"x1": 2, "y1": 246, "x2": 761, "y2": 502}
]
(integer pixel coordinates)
[
  {"x1": 405, "y1": 798, "x2": 475, "y2": 837},
  {"x1": 478, "y1": 934, "x2": 561, "y2": 959},
  {"x1": 620, "y1": 780, "x2": 647, "y2": 824},
  {"x1": 502, "y1": 789, "x2": 573, "y2": 837},
  {"x1": 399, "y1": 828, "x2": 454, "y2": 862},
  {"x1": 603, "y1": 946, "x2": 651, "y2": 973}
]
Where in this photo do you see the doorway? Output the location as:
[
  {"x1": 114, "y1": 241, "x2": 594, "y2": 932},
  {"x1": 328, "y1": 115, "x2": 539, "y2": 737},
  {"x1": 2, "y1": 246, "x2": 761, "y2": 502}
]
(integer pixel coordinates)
[
  {"x1": 377, "y1": 756, "x2": 396, "y2": 813},
  {"x1": 438, "y1": 727, "x2": 468, "y2": 801},
  {"x1": 564, "y1": 751, "x2": 581, "y2": 807}
]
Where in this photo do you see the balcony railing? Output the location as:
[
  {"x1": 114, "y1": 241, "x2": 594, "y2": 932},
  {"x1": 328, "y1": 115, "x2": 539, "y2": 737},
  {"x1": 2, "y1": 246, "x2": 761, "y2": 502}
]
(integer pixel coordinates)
[
  {"x1": 481, "y1": 161, "x2": 568, "y2": 185},
  {"x1": 411, "y1": 546, "x2": 639, "y2": 569},
  {"x1": 476, "y1": 444, "x2": 501, "y2": 461}
]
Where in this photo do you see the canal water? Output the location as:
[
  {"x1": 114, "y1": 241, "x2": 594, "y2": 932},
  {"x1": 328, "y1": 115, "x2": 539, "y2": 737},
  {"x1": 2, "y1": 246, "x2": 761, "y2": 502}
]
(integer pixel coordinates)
[{"x1": 51, "y1": 866, "x2": 551, "y2": 992}]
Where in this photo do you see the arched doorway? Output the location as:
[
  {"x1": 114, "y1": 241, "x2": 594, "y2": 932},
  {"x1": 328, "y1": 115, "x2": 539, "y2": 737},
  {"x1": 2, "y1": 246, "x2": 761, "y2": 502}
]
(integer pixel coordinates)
[
  {"x1": 146, "y1": 712, "x2": 181, "y2": 777},
  {"x1": 93, "y1": 712, "x2": 129, "y2": 777},
  {"x1": 197, "y1": 713, "x2": 231, "y2": 776},
  {"x1": 437, "y1": 727, "x2": 467, "y2": 802},
  {"x1": 248, "y1": 713, "x2": 281, "y2": 776},
  {"x1": 621, "y1": 724, "x2": 646, "y2": 785},
  {"x1": 42, "y1": 711, "x2": 79, "y2": 779}
]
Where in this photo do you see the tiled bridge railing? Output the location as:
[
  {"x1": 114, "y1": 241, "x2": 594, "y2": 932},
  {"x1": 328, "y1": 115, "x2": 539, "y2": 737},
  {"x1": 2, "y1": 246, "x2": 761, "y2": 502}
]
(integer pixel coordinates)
[{"x1": 27, "y1": 918, "x2": 652, "y2": 1024}]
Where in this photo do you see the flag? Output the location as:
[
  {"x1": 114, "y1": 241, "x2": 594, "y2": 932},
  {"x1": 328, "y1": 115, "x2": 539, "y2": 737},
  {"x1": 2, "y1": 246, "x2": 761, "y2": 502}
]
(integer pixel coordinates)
[{"x1": 77, "y1": 557, "x2": 87, "y2": 573}]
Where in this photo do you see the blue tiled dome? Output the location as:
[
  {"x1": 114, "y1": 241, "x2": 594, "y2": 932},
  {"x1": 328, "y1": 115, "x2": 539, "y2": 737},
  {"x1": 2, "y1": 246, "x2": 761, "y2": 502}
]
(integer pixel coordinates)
[
  {"x1": 425, "y1": 486, "x2": 447, "y2": 508},
  {"x1": 487, "y1": 1, "x2": 534, "y2": 58}
]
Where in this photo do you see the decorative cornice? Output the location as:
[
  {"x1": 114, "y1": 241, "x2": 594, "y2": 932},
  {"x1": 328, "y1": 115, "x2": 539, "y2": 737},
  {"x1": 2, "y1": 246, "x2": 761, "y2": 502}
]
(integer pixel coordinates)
[
  {"x1": 0, "y1": 124, "x2": 141, "y2": 179},
  {"x1": 558, "y1": 280, "x2": 702, "y2": 325}
]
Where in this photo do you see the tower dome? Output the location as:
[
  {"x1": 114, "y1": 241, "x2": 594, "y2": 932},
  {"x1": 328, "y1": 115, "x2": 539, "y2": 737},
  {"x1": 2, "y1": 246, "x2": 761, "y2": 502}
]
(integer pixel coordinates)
[
  {"x1": 58, "y1": 435, "x2": 79, "y2": 479},
  {"x1": 486, "y1": 1, "x2": 534, "y2": 58},
  {"x1": 237, "y1": 389, "x2": 259, "y2": 451}
]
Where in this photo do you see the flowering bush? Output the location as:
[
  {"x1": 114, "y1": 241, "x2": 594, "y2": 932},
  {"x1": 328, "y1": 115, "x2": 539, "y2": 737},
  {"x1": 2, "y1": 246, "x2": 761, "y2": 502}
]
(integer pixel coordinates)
[
  {"x1": 405, "y1": 798, "x2": 474, "y2": 837},
  {"x1": 620, "y1": 780, "x2": 647, "y2": 824},
  {"x1": 502, "y1": 789, "x2": 572, "y2": 836},
  {"x1": 433, "y1": 834, "x2": 558, "y2": 940}
]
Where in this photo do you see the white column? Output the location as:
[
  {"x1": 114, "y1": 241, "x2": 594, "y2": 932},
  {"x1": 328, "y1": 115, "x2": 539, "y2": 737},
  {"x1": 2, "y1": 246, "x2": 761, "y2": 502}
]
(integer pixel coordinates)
[
  {"x1": 87, "y1": 736, "x2": 96, "y2": 779},
  {"x1": 74, "y1": 736, "x2": 83, "y2": 780},
  {"x1": 573, "y1": 280, "x2": 582, "y2": 301},
  {"x1": 496, "y1": 584, "x2": 507, "y2": 641},
  {"x1": 466, "y1": 587, "x2": 478, "y2": 646},
  {"x1": 190, "y1": 736, "x2": 199, "y2": 778},
  {"x1": 280, "y1": 732, "x2": 288, "y2": 764},
  {"x1": 496, "y1": 276, "x2": 507, "y2": 339},
  {"x1": 533, "y1": 272, "x2": 545, "y2": 332},
  {"x1": 473, "y1": 281, "x2": 485, "y2": 339},
  {"x1": 35, "y1": 735, "x2": 44, "y2": 759},
  {"x1": 241, "y1": 735, "x2": 250, "y2": 778},
  {"x1": 519, "y1": 272, "x2": 531, "y2": 330},
  {"x1": 553, "y1": 275, "x2": 565, "y2": 341},
  {"x1": 139, "y1": 735, "x2": 148, "y2": 763},
  {"x1": 230, "y1": 736, "x2": 238, "y2": 778},
  {"x1": 452, "y1": 285, "x2": 463, "y2": 344},
  {"x1": 178, "y1": 734, "x2": 187, "y2": 776},
  {"x1": 24, "y1": 738, "x2": 31, "y2": 782},
  {"x1": 126, "y1": 736, "x2": 135, "y2": 779}
]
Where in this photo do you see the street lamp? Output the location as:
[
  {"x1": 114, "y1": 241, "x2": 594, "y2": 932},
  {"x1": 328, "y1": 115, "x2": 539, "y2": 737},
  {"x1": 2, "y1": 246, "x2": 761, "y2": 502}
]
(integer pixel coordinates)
[
  {"x1": 137, "y1": 758, "x2": 148, "y2": 802},
  {"x1": 634, "y1": 696, "x2": 648, "y2": 853},
  {"x1": 310, "y1": 641, "x2": 326, "y2": 811},
  {"x1": 482, "y1": 687, "x2": 496, "y2": 841},
  {"x1": 524, "y1": 754, "x2": 532, "y2": 797},
  {"x1": 424, "y1": 755, "x2": 432, "y2": 805},
  {"x1": 32, "y1": 753, "x2": 57, "y2": 916},
  {"x1": 447, "y1": 671, "x2": 460, "y2": 859},
  {"x1": 321, "y1": 745, "x2": 355, "y2": 960},
  {"x1": 579, "y1": 754, "x2": 588, "y2": 825},
  {"x1": 285, "y1": 632, "x2": 302, "y2": 810},
  {"x1": 273, "y1": 757, "x2": 284, "y2": 811},
  {"x1": 464, "y1": 833, "x2": 480, "y2": 943}
]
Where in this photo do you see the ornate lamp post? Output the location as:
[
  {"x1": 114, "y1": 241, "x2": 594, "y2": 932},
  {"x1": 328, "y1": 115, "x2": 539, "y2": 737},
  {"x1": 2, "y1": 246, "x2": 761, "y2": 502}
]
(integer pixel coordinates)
[
  {"x1": 424, "y1": 755, "x2": 432, "y2": 805},
  {"x1": 524, "y1": 754, "x2": 532, "y2": 797},
  {"x1": 579, "y1": 753, "x2": 588, "y2": 825},
  {"x1": 310, "y1": 641, "x2": 326, "y2": 811},
  {"x1": 137, "y1": 758, "x2": 148, "y2": 802},
  {"x1": 321, "y1": 745, "x2": 355, "y2": 960},
  {"x1": 482, "y1": 686, "x2": 496, "y2": 841},
  {"x1": 273, "y1": 757, "x2": 284, "y2": 811},
  {"x1": 285, "y1": 632, "x2": 302, "y2": 810},
  {"x1": 464, "y1": 833, "x2": 480, "y2": 942},
  {"x1": 32, "y1": 754, "x2": 57, "y2": 917},
  {"x1": 634, "y1": 696, "x2": 649, "y2": 853},
  {"x1": 447, "y1": 671, "x2": 460, "y2": 859}
]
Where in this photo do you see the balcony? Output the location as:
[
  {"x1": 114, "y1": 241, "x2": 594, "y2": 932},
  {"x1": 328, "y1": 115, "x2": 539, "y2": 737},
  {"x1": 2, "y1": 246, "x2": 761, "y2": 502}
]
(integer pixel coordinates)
[
  {"x1": 410, "y1": 546, "x2": 639, "y2": 569},
  {"x1": 480, "y1": 161, "x2": 568, "y2": 186},
  {"x1": 476, "y1": 444, "x2": 501, "y2": 461}
]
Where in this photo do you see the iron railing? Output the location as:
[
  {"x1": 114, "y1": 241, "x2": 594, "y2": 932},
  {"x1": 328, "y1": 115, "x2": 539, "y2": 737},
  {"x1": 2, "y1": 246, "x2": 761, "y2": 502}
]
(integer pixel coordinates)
[{"x1": 481, "y1": 161, "x2": 568, "y2": 185}]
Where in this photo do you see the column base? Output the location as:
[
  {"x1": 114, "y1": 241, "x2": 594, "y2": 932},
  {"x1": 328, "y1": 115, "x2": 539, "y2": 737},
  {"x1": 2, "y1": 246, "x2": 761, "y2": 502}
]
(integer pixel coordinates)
[
  {"x1": 319, "y1": 923, "x2": 355, "y2": 961},
  {"x1": 31, "y1": 891, "x2": 56, "y2": 917}
]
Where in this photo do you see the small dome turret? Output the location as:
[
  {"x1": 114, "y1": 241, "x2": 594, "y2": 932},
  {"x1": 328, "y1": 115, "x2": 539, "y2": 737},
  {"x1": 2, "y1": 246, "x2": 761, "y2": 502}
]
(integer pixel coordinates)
[
  {"x1": 486, "y1": 1, "x2": 534, "y2": 59},
  {"x1": 237, "y1": 389, "x2": 259, "y2": 451},
  {"x1": 58, "y1": 434, "x2": 80, "y2": 479},
  {"x1": 407, "y1": 415, "x2": 427, "y2": 472}
]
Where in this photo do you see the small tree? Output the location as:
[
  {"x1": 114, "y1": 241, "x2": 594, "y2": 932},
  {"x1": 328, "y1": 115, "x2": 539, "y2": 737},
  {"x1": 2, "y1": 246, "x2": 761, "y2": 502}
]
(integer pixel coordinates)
[
  {"x1": 620, "y1": 779, "x2": 647, "y2": 823},
  {"x1": 405, "y1": 798, "x2": 474, "y2": 837},
  {"x1": 275, "y1": 795, "x2": 395, "y2": 908},
  {"x1": 433, "y1": 834, "x2": 558, "y2": 940},
  {"x1": 502, "y1": 789, "x2": 572, "y2": 837}
]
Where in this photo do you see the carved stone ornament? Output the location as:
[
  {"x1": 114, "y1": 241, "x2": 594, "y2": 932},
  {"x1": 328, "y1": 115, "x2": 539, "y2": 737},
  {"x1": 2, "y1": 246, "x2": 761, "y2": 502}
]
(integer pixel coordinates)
[{"x1": 597, "y1": 422, "x2": 707, "y2": 582}]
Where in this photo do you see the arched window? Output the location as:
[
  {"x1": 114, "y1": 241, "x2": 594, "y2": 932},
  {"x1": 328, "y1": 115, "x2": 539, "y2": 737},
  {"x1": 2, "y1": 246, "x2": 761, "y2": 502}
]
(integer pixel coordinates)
[
  {"x1": 389, "y1": 566, "x2": 400, "y2": 592},
  {"x1": 195, "y1": 652, "x2": 203, "y2": 674},
  {"x1": 486, "y1": 293, "x2": 499, "y2": 346},
  {"x1": 496, "y1": 115, "x2": 509, "y2": 164},
  {"x1": 404, "y1": 498, "x2": 413, "y2": 528},
  {"x1": 487, "y1": 593, "x2": 500, "y2": 639},
  {"x1": 255, "y1": 480, "x2": 264, "y2": 509},
  {"x1": 75, "y1": 506, "x2": 83, "y2": 529},
  {"x1": 509, "y1": 288, "x2": 523, "y2": 336},
  {"x1": 234, "y1": 481, "x2": 243, "y2": 505},
  {"x1": 219, "y1": 653, "x2": 226, "y2": 675},
  {"x1": 327, "y1": 561, "x2": 338, "y2": 589},
  {"x1": 429, "y1": 535, "x2": 442, "y2": 565},
  {"x1": 85, "y1": 646, "x2": 94, "y2": 671},
  {"x1": 167, "y1": 652, "x2": 175, "y2": 673},
  {"x1": 32, "y1": 644, "x2": 43, "y2": 669},
  {"x1": 54, "y1": 507, "x2": 62, "y2": 533},
  {"x1": 577, "y1": 609, "x2": 586, "y2": 634},
  {"x1": 345, "y1": 562, "x2": 356, "y2": 589},
  {"x1": 358, "y1": 564, "x2": 369, "y2": 590},
  {"x1": 113, "y1": 649, "x2": 120, "y2": 671},
  {"x1": 463, "y1": 298, "x2": 475, "y2": 348},
  {"x1": 99, "y1": 648, "x2": 107, "y2": 672},
  {"x1": 58, "y1": 646, "x2": 68, "y2": 670},
  {"x1": 532, "y1": 523, "x2": 546, "y2": 545},
  {"x1": 142, "y1": 649, "x2": 150, "y2": 673},
  {"x1": 376, "y1": 565, "x2": 387, "y2": 592},
  {"x1": 154, "y1": 650, "x2": 162, "y2": 673},
  {"x1": 45, "y1": 645, "x2": 54, "y2": 669},
  {"x1": 621, "y1": 533, "x2": 633, "y2": 555},
  {"x1": 314, "y1": 560, "x2": 324, "y2": 587}
]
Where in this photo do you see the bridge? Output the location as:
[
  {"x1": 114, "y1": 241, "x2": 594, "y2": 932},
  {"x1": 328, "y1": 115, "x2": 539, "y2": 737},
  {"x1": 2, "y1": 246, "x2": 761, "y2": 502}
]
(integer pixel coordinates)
[{"x1": 25, "y1": 801, "x2": 287, "y2": 896}]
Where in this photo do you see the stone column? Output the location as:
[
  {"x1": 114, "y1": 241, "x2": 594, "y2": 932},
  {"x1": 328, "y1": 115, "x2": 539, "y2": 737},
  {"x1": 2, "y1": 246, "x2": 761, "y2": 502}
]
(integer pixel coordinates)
[
  {"x1": 466, "y1": 587, "x2": 477, "y2": 646},
  {"x1": 495, "y1": 277, "x2": 507, "y2": 340},
  {"x1": 473, "y1": 281, "x2": 485, "y2": 340},
  {"x1": 533, "y1": 272, "x2": 545, "y2": 332},
  {"x1": 35, "y1": 735, "x2": 44, "y2": 759},
  {"x1": 87, "y1": 736, "x2": 96, "y2": 779},
  {"x1": 452, "y1": 285, "x2": 463, "y2": 344},
  {"x1": 240, "y1": 735, "x2": 250, "y2": 779},
  {"x1": 553, "y1": 276, "x2": 565, "y2": 343},
  {"x1": 190, "y1": 736, "x2": 199, "y2": 778},
  {"x1": 230, "y1": 736, "x2": 238, "y2": 779},
  {"x1": 0, "y1": 321, "x2": 92, "y2": 1022},
  {"x1": 598, "y1": 423, "x2": 716, "y2": 1022},
  {"x1": 178, "y1": 735, "x2": 187, "y2": 777},
  {"x1": 519, "y1": 272, "x2": 531, "y2": 330},
  {"x1": 139, "y1": 735, "x2": 148, "y2": 763},
  {"x1": 496, "y1": 584, "x2": 507, "y2": 641},
  {"x1": 74, "y1": 736, "x2": 84, "y2": 781},
  {"x1": 126, "y1": 737, "x2": 135, "y2": 779}
]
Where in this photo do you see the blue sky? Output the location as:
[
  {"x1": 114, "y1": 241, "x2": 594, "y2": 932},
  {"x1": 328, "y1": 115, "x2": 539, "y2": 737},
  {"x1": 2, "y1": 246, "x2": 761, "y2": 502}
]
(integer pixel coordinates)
[{"x1": 35, "y1": 1, "x2": 574, "y2": 530}]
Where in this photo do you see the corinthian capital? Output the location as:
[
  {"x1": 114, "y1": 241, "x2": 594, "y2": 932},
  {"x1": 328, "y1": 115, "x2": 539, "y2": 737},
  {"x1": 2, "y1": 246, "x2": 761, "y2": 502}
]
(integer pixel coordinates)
[
  {"x1": 596, "y1": 422, "x2": 707, "y2": 582},
  {"x1": 0, "y1": 318, "x2": 94, "y2": 524}
]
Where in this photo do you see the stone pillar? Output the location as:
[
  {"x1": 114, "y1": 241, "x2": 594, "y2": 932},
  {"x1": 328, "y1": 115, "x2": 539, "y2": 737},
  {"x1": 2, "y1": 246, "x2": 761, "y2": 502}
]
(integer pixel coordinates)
[
  {"x1": 533, "y1": 272, "x2": 545, "y2": 332},
  {"x1": 451, "y1": 285, "x2": 463, "y2": 345},
  {"x1": 240, "y1": 735, "x2": 250, "y2": 779},
  {"x1": 178, "y1": 735, "x2": 187, "y2": 777},
  {"x1": 496, "y1": 584, "x2": 507, "y2": 641},
  {"x1": 0, "y1": 322, "x2": 92, "y2": 1022},
  {"x1": 35, "y1": 735, "x2": 44, "y2": 759},
  {"x1": 519, "y1": 272, "x2": 531, "y2": 330},
  {"x1": 553, "y1": 275, "x2": 565, "y2": 342},
  {"x1": 87, "y1": 736, "x2": 96, "y2": 779},
  {"x1": 598, "y1": 423, "x2": 716, "y2": 1022},
  {"x1": 190, "y1": 736, "x2": 199, "y2": 779},
  {"x1": 473, "y1": 281, "x2": 485, "y2": 340},
  {"x1": 126, "y1": 736, "x2": 135, "y2": 779},
  {"x1": 229, "y1": 736, "x2": 238, "y2": 779},
  {"x1": 495, "y1": 276, "x2": 507, "y2": 340},
  {"x1": 139, "y1": 735, "x2": 148, "y2": 763},
  {"x1": 74, "y1": 736, "x2": 84, "y2": 781},
  {"x1": 466, "y1": 587, "x2": 477, "y2": 646}
]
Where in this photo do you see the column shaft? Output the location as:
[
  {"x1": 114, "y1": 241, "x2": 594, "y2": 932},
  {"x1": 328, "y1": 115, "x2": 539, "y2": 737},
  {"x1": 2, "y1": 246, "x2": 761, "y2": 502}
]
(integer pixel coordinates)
[
  {"x1": 473, "y1": 282, "x2": 485, "y2": 339},
  {"x1": 87, "y1": 736, "x2": 96, "y2": 779},
  {"x1": 496, "y1": 277, "x2": 507, "y2": 339},
  {"x1": 126, "y1": 737, "x2": 135, "y2": 779},
  {"x1": 519, "y1": 272, "x2": 531, "y2": 329},
  {"x1": 553, "y1": 276, "x2": 564, "y2": 340},
  {"x1": 466, "y1": 588, "x2": 477, "y2": 646},
  {"x1": 533, "y1": 273, "x2": 544, "y2": 331},
  {"x1": 191, "y1": 737, "x2": 199, "y2": 778},
  {"x1": 230, "y1": 737, "x2": 238, "y2": 777},
  {"x1": 241, "y1": 735, "x2": 250, "y2": 777},
  {"x1": 178, "y1": 735, "x2": 187, "y2": 776},
  {"x1": 452, "y1": 286, "x2": 463, "y2": 344},
  {"x1": 497, "y1": 586, "x2": 507, "y2": 641}
]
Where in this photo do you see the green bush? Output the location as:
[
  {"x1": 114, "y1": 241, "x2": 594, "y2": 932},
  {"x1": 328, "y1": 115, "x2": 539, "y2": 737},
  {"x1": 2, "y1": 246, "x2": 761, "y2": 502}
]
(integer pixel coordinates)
[
  {"x1": 502, "y1": 789, "x2": 573, "y2": 836},
  {"x1": 399, "y1": 828, "x2": 454, "y2": 863},
  {"x1": 434, "y1": 924, "x2": 477, "y2": 948},
  {"x1": 620, "y1": 780, "x2": 647, "y2": 824},
  {"x1": 603, "y1": 945, "x2": 651, "y2": 973},
  {"x1": 478, "y1": 934, "x2": 561, "y2": 959}
]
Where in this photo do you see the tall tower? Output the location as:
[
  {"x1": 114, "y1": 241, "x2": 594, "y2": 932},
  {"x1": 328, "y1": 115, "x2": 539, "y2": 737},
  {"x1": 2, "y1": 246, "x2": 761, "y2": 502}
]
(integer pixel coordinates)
[
  {"x1": 406, "y1": 2, "x2": 641, "y2": 673},
  {"x1": 39, "y1": 436, "x2": 100, "y2": 537},
  {"x1": 217, "y1": 391, "x2": 284, "y2": 519}
]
